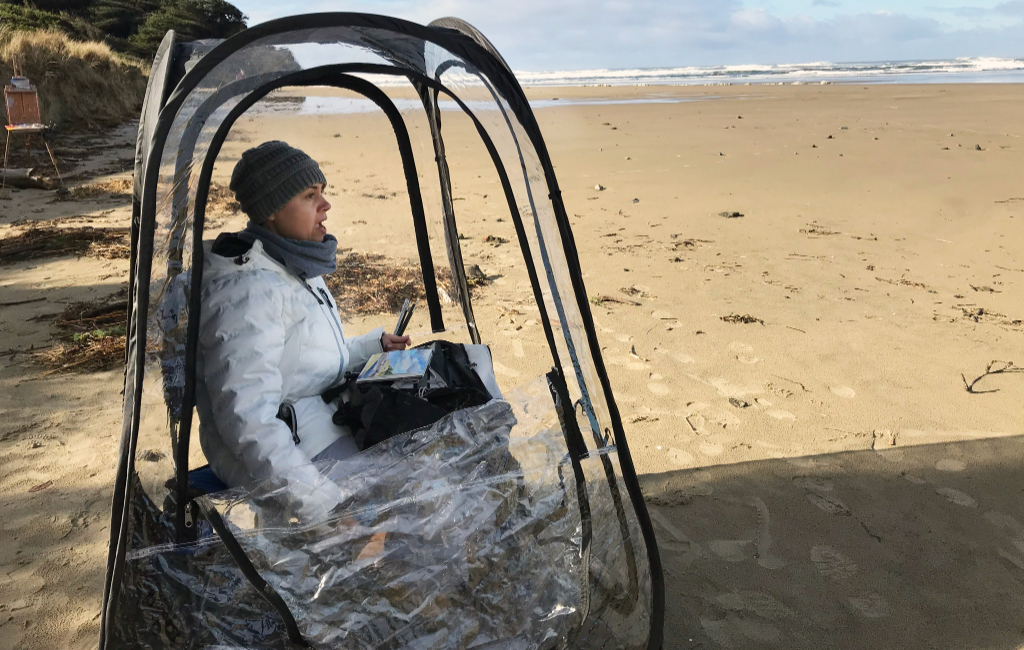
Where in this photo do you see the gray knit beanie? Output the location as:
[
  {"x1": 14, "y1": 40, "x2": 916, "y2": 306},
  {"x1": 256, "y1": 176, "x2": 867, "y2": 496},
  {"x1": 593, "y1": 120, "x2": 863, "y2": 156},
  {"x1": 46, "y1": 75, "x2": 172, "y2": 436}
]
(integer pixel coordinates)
[{"x1": 229, "y1": 141, "x2": 327, "y2": 224}]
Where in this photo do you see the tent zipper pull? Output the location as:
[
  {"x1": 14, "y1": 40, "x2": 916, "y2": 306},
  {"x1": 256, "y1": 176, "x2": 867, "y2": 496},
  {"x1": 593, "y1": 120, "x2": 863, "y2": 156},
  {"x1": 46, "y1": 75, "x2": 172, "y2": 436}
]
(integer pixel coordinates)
[{"x1": 184, "y1": 502, "x2": 194, "y2": 528}]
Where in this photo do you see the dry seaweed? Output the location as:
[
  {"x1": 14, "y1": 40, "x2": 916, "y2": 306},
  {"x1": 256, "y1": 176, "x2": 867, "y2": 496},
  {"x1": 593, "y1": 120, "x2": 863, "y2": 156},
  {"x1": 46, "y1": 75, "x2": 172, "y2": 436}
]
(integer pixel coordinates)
[
  {"x1": 55, "y1": 178, "x2": 133, "y2": 202},
  {"x1": 0, "y1": 226, "x2": 130, "y2": 264},
  {"x1": 55, "y1": 297, "x2": 128, "y2": 333},
  {"x1": 206, "y1": 181, "x2": 241, "y2": 214},
  {"x1": 800, "y1": 222, "x2": 841, "y2": 236},
  {"x1": 33, "y1": 332, "x2": 124, "y2": 374},
  {"x1": 876, "y1": 276, "x2": 927, "y2": 289},
  {"x1": 324, "y1": 251, "x2": 488, "y2": 315},
  {"x1": 87, "y1": 237, "x2": 131, "y2": 259},
  {"x1": 721, "y1": 313, "x2": 764, "y2": 325},
  {"x1": 32, "y1": 292, "x2": 127, "y2": 373},
  {"x1": 589, "y1": 294, "x2": 641, "y2": 307}
]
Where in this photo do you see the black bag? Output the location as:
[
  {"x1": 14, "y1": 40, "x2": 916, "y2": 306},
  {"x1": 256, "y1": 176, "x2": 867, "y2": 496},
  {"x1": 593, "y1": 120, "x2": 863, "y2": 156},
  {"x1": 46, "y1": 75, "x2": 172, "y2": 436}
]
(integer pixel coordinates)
[{"x1": 330, "y1": 341, "x2": 493, "y2": 450}]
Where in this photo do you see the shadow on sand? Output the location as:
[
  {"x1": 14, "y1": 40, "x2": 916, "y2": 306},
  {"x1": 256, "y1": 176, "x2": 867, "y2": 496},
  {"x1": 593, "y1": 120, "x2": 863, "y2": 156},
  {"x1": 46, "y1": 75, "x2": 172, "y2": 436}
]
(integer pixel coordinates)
[{"x1": 641, "y1": 434, "x2": 1024, "y2": 649}]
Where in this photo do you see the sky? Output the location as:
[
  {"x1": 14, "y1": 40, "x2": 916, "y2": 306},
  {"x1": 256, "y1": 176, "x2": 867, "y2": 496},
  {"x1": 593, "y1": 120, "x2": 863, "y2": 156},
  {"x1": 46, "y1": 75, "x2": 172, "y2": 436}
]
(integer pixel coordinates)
[{"x1": 230, "y1": 0, "x2": 1023, "y2": 70}]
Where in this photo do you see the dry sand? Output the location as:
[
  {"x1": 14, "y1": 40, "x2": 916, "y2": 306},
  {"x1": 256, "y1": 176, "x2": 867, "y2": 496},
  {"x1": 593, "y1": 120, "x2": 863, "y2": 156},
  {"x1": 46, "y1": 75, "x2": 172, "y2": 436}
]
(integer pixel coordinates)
[{"x1": 1, "y1": 83, "x2": 1022, "y2": 648}]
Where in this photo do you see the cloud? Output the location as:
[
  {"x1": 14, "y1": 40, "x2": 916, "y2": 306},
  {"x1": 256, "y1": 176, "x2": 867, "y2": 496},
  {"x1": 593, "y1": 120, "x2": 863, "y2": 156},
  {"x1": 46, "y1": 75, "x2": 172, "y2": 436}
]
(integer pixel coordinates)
[
  {"x1": 235, "y1": 1, "x2": 1023, "y2": 69},
  {"x1": 812, "y1": 0, "x2": 841, "y2": 6},
  {"x1": 930, "y1": 1, "x2": 1023, "y2": 18},
  {"x1": 993, "y1": 0, "x2": 1023, "y2": 13}
]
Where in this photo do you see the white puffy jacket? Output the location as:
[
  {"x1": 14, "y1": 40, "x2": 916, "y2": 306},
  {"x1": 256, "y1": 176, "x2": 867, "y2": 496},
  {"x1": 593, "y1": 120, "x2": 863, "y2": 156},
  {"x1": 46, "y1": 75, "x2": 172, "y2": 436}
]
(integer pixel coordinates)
[{"x1": 195, "y1": 239, "x2": 383, "y2": 500}]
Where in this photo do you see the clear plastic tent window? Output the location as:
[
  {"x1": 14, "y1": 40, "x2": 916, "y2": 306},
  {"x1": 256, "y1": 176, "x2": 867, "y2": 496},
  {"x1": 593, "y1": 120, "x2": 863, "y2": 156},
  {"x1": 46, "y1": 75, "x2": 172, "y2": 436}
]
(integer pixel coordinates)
[{"x1": 104, "y1": 14, "x2": 662, "y2": 650}]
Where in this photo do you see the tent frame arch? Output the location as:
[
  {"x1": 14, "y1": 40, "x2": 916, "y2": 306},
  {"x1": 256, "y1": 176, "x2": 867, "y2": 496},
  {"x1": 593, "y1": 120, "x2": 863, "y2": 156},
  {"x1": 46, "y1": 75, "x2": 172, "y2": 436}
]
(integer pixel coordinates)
[{"x1": 104, "y1": 13, "x2": 665, "y2": 650}]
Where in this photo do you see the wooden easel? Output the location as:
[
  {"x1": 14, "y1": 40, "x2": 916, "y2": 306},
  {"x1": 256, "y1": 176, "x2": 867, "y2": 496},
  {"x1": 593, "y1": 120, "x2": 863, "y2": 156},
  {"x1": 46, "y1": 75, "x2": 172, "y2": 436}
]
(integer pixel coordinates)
[{"x1": 2, "y1": 58, "x2": 62, "y2": 189}]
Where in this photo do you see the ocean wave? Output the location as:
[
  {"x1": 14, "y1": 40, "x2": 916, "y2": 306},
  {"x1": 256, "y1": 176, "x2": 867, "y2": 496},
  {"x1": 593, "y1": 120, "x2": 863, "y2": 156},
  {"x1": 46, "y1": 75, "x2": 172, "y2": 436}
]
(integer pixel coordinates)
[{"x1": 512, "y1": 57, "x2": 1024, "y2": 86}]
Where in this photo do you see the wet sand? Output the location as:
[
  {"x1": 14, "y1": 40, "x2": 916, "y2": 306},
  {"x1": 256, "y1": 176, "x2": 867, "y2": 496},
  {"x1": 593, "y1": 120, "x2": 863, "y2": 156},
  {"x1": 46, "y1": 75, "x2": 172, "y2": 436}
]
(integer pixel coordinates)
[{"x1": 1, "y1": 83, "x2": 1022, "y2": 648}]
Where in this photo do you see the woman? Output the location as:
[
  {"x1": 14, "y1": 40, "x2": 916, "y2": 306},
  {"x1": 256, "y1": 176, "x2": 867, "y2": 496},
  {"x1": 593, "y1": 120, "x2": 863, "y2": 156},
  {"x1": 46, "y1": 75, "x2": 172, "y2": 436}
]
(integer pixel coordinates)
[{"x1": 195, "y1": 140, "x2": 410, "y2": 502}]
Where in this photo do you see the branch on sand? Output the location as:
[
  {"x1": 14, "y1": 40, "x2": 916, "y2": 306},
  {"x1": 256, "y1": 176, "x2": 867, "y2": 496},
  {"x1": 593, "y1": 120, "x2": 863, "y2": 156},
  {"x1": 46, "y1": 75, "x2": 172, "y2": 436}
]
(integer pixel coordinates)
[{"x1": 961, "y1": 360, "x2": 1023, "y2": 394}]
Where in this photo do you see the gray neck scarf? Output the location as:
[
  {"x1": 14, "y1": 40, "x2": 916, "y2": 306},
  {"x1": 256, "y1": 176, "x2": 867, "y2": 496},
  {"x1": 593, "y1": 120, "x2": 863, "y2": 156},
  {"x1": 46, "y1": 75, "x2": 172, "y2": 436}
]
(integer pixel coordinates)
[{"x1": 238, "y1": 222, "x2": 337, "y2": 280}]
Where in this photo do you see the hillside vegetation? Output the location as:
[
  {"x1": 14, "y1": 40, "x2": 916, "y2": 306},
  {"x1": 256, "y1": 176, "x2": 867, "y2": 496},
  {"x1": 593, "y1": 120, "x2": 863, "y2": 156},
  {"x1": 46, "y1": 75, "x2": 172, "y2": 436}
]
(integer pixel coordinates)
[
  {"x1": 0, "y1": 0, "x2": 247, "y2": 129},
  {"x1": 0, "y1": 28, "x2": 147, "y2": 129},
  {"x1": 0, "y1": 0, "x2": 245, "y2": 59}
]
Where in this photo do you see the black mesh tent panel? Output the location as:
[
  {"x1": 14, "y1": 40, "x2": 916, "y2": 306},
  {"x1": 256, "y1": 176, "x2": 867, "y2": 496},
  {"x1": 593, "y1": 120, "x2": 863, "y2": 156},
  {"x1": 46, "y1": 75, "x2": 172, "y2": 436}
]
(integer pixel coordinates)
[{"x1": 104, "y1": 13, "x2": 663, "y2": 650}]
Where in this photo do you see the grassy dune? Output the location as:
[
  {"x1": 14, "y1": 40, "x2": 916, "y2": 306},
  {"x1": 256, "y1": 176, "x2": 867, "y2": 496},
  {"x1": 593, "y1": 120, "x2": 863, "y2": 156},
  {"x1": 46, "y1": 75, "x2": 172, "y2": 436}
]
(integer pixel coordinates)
[{"x1": 0, "y1": 28, "x2": 147, "y2": 130}]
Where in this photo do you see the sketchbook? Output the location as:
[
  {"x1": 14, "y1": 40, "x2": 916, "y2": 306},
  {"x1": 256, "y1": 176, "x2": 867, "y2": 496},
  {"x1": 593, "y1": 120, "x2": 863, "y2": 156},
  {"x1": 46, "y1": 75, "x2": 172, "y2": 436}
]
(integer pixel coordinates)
[{"x1": 356, "y1": 348, "x2": 433, "y2": 383}]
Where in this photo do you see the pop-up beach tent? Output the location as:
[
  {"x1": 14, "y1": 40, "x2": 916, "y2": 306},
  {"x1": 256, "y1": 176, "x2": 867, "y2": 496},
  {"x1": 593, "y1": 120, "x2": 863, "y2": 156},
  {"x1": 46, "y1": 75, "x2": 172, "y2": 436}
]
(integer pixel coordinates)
[{"x1": 102, "y1": 14, "x2": 664, "y2": 649}]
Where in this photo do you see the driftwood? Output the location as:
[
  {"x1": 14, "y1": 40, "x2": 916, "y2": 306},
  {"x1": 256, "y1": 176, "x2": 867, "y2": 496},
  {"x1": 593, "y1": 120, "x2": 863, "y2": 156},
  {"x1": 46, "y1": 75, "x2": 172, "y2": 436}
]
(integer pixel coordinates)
[
  {"x1": 961, "y1": 360, "x2": 1023, "y2": 394},
  {"x1": 1, "y1": 167, "x2": 59, "y2": 190}
]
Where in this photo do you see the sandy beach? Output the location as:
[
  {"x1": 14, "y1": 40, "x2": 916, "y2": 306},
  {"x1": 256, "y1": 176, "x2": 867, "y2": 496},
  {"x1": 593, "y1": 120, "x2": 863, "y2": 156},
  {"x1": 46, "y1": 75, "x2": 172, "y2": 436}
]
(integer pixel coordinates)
[{"x1": 1, "y1": 82, "x2": 1022, "y2": 648}]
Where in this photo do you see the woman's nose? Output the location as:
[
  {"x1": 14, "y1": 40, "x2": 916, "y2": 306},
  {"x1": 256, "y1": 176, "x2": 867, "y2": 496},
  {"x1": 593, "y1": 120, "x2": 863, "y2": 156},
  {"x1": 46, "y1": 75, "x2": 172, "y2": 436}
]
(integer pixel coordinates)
[{"x1": 320, "y1": 197, "x2": 331, "y2": 212}]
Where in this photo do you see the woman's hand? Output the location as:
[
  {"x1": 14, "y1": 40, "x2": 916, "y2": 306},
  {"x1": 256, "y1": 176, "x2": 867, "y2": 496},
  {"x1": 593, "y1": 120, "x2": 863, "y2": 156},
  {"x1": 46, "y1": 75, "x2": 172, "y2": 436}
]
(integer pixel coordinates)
[{"x1": 381, "y1": 333, "x2": 411, "y2": 351}]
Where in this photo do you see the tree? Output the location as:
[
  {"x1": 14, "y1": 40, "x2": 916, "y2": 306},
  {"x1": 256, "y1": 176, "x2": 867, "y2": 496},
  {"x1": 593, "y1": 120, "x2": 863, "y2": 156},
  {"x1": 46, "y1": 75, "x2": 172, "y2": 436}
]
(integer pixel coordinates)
[
  {"x1": 90, "y1": 0, "x2": 162, "y2": 40},
  {"x1": 128, "y1": 0, "x2": 246, "y2": 58},
  {"x1": 21, "y1": 0, "x2": 93, "y2": 16},
  {"x1": 0, "y1": 0, "x2": 247, "y2": 60}
]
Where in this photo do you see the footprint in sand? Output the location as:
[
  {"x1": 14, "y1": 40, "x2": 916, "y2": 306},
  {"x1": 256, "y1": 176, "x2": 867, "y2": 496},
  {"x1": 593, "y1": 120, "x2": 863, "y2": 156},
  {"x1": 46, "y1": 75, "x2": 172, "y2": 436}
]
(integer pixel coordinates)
[
  {"x1": 668, "y1": 448, "x2": 695, "y2": 466},
  {"x1": 793, "y1": 476, "x2": 834, "y2": 492},
  {"x1": 699, "y1": 441, "x2": 724, "y2": 456},
  {"x1": 787, "y1": 457, "x2": 822, "y2": 469},
  {"x1": 810, "y1": 545, "x2": 859, "y2": 581},
  {"x1": 491, "y1": 361, "x2": 519, "y2": 378},
  {"x1": 511, "y1": 339, "x2": 524, "y2": 358},
  {"x1": 648, "y1": 507, "x2": 702, "y2": 565},
  {"x1": 608, "y1": 355, "x2": 649, "y2": 371},
  {"x1": 708, "y1": 539, "x2": 752, "y2": 562},
  {"x1": 686, "y1": 413, "x2": 707, "y2": 434},
  {"x1": 714, "y1": 591, "x2": 794, "y2": 621},
  {"x1": 673, "y1": 352, "x2": 695, "y2": 364},
  {"x1": 728, "y1": 341, "x2": 759, "y2": 365},
  {"x1": 830, "y1": 385, "x2": 856, "y2": 398},
  {"x1": 708, "y1": 410, "x2": 742, "y2": 429},
  {"x1": 708, "y1": 377, "x2": 763, "y2": 398},
  {"x1": 936, "y1": 458, "x2": 967, "y2": 472},
  {"x1": 752, "y1": 397, "x2": 795, "y2": 420},
  {"x1": 716, "y1": 592, "x2": 746, "y2": 610},
  {"x1": 686, "y1": 401, "x2": 711, "y2": 414},
  {"x1": 593, "y1": 317, "x2": 614, "y2": 333},
  {"x1": 806, "y1": 492, "x2": 853, "y2": 516},
  {"x1": 847, "y1": 593, "x2": 892, "y2": 618},
  {"x1": 983, "y1": 513, "x2": 1024, "y2": 567},
  {"x1": 736, "y1": 591, "x2": 798, "y2": 621},
  {"x1": 875, "y1": 448, "x2": 905, "y2": 462},
  {"x1": 902, "y1": 474, "x2": 928, "y2": 485},
  {"x1": 984, "y1": 511, "x2": 1024, "y2": 534},
  {"x1": 871, "y1": 430, "x2": 904, "y2": 461},
  {"x1": 936, "y1": 487, "x2": 978, "y2": 508},
  {"x1": 647, "y1": 383, "x2": 671, "y2": 395},
  {"x1": 700, "y1": 615, "x2": 782, "y2": 647}
]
